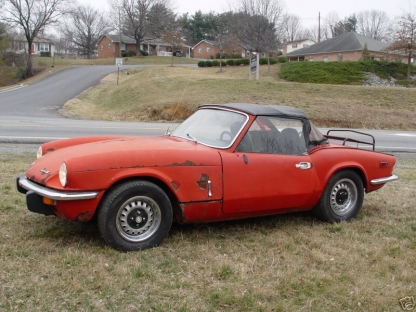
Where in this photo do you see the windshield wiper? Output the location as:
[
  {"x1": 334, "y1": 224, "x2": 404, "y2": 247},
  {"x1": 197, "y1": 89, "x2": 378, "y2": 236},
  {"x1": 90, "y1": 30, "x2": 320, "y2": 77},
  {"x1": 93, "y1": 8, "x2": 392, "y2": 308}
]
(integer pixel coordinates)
[
  {"x1": 165, "y1": 126, "x2": 171, "y2": 136},
  {"x1": 187, "y1": 133, "x2": 197, "y2": 143}
]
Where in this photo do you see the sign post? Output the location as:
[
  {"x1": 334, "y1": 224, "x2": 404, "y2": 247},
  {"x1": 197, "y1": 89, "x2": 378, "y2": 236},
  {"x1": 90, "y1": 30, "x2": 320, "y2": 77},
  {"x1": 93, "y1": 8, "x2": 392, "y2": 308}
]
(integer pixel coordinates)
[
  {"x1": 115, "y1": 58, "x2": 123, "y2": 85},
  {"x1": 249, "y1": 54, "x2": 259, "y2": 81}
]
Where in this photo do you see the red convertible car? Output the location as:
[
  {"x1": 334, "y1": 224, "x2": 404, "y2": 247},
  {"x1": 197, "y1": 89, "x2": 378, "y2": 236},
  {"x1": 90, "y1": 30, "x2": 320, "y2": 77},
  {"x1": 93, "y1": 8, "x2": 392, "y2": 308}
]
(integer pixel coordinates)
[{"x1": 17, "y1": 103, "x2": 398, "y2": 251}]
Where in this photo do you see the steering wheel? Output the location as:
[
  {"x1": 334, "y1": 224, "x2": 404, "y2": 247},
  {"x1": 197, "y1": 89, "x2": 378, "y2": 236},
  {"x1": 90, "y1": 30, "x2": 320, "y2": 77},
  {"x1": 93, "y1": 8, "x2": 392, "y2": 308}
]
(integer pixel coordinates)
[{"x1": 220, "y1": 130, "x2": 232, "y2": 141}]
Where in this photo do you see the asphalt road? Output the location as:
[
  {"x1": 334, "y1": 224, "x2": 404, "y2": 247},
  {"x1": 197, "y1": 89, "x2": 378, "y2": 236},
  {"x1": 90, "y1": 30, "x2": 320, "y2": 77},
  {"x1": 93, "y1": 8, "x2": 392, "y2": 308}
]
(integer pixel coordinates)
[
  {"x1": 0, "y1": 66, "x2": 129, "y2": 117},
  {"x1": 0, "y1": 65, "x2": 415, "y2": 152}
]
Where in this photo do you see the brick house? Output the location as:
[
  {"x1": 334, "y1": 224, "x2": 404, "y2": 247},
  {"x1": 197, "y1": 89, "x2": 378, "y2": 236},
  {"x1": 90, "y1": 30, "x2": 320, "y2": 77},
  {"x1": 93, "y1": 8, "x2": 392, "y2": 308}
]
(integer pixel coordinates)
[
  {"x1": 192, "y1": 40, "x2": 219, "y2": 59},
  {"x1": 284, "y1": 32, "x2": 406, "y2": 62},
  {"x1": 97, "y1": 34, "x2": 137, "y2": 58}
]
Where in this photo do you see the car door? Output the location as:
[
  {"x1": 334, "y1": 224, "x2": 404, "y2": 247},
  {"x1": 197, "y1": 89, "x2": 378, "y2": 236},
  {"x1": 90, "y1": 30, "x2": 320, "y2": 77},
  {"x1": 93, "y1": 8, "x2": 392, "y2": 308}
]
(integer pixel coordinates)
[{"x1": 220, "y1": 116, "x2": 315, "y2": 214}]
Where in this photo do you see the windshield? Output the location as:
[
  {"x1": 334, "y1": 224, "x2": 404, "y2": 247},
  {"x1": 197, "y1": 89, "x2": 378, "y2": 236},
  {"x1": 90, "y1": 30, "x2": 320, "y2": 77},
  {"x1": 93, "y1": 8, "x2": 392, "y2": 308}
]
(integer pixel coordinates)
[{"x1": 171, "y1": 108, "x2": 248, "y2": 148}]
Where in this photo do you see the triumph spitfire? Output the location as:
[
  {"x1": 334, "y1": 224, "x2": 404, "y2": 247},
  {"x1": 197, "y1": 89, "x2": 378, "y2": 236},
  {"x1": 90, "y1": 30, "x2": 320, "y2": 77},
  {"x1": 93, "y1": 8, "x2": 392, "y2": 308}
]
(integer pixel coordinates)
[{"x1": 17, "y1": 103, "x2": 398, "y2": 251}]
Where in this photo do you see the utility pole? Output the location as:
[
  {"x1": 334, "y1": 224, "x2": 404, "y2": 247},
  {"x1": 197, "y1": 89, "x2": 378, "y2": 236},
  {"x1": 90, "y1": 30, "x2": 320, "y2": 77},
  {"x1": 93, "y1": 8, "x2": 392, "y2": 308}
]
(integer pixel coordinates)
[
  {"x1": 318, "y1": 12, "x2": 321, "y2": 43},
  {"x1": 119, "y1": 8, "x2": 122, "y2": 57}
]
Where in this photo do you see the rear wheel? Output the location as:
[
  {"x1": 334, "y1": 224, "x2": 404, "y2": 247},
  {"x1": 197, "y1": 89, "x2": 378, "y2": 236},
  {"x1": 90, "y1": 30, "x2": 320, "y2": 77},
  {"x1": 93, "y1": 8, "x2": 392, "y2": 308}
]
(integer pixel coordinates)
[
  {"x1": 313, "y1": 170, "x2": 364, "y2": 222},
  {"x1": 97, "y1": 180, "x2": 172, "y2": 251}
]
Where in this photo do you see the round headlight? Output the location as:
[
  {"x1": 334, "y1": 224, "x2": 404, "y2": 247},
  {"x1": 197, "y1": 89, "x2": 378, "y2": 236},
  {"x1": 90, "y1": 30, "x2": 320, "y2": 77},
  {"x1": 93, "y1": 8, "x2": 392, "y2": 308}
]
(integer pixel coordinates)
[
  {"x1": 37, "y1": 146, "x2": 43, "y2": 159},
  {"x1": 59, "y1": 162, "x2": 67, "y2": 187}
]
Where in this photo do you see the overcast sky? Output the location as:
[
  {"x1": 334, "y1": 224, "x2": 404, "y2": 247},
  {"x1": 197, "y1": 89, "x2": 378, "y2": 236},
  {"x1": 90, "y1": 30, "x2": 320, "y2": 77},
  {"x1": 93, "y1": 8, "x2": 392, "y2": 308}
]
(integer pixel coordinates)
[{"x1": 89, "y1": 0, "x2": 414, "y2": 28}]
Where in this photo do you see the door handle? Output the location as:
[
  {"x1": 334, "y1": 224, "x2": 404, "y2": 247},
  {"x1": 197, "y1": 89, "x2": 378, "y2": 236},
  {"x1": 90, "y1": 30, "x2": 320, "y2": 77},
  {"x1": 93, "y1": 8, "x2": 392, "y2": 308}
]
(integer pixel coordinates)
[{"x1": 295, "y1": 162, "x2": 312, "y2": 170}]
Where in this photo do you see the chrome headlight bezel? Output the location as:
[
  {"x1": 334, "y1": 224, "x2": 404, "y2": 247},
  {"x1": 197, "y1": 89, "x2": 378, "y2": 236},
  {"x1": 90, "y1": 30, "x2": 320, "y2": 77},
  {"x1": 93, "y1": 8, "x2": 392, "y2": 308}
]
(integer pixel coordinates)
[{"x1": 59, "y1": 162, "x2": 67, "y2": 187}]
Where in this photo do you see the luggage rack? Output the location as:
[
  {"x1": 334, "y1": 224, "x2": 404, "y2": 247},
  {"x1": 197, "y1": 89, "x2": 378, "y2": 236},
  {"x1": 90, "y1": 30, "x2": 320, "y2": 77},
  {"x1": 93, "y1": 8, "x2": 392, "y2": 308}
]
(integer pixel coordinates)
[{"x1": 325, "y1": 130, "x2": 375, "y2": 151}]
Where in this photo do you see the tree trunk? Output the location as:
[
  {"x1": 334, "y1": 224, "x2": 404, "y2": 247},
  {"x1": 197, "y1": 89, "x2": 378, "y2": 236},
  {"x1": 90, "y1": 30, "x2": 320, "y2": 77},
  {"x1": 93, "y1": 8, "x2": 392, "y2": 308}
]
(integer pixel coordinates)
[
  {"x1": 26, "y1": 40, "x2": 34, "y2": 78},
  {"x1": 407, "y1": 52, "x2": 412, "y2": 79}
]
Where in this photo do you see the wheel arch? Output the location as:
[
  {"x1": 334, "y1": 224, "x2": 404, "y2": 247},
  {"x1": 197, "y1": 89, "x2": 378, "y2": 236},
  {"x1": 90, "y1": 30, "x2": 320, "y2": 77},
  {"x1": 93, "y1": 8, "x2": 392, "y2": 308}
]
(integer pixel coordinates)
[
  {"x1": 96, "y1": 175, "x2": 182, "y2": 221},
  {"x1": 323, "y1": 165, "x2": 368, "y2": 192}
]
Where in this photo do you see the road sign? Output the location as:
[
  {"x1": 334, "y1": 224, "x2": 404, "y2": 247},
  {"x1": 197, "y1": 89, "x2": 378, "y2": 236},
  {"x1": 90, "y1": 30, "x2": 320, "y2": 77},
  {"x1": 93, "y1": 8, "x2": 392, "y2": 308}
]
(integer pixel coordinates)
[
  {"x1": 115, "y1": 58, "x2": 123, "y2": 67},
  {"x1": 250, "y1": 55, "x2": 257, "y2": 73},
  {"x1": 249, "y1": 54, "x2": 259, "y2": 81}
]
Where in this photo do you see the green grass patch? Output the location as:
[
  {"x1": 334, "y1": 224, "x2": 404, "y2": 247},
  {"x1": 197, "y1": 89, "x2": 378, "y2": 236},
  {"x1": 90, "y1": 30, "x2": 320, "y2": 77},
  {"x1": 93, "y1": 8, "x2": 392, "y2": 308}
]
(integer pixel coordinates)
[{"x1": 279, "y1": 60, "x2": 416, "y2": 85}]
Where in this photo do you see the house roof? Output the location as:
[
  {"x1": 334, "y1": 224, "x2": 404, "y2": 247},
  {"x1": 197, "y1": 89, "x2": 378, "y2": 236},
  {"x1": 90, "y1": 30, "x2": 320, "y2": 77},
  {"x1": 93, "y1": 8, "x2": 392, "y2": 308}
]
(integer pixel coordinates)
[
  {"x1": 103, "y1": 34, "x2": 136, "y2": 44},
  {"x1": 285, "y1": 32, "x2": 387, "y2": 57},
  {"x1": 191, "y1": 40, "x2": 216, "y2": 50}
]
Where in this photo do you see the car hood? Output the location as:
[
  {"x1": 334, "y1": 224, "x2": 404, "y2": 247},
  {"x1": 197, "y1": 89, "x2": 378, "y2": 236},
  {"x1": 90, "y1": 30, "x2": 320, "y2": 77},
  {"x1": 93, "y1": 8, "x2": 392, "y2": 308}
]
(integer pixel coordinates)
[{"x1": 26, "y1": 136, "x2": 222, "y2": 188}]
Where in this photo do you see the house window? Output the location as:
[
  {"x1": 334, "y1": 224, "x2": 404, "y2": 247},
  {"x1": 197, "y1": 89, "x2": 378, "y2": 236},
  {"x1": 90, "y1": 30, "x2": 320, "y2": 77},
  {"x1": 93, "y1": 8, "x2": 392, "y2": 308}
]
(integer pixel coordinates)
[
  {"x1": 100, "y1": 45, "x2": 103, "y2": 50},
  {"x1": 337, "y1": 54, "x2": 343, "y2": 61},
  {"x1": 108, "y1": 43, "x2": 111, "y2": 49},
  {"x1": 206, "y1": 47, "x2": 210, "y2": 52},
  {"x1": 303, "y1": 44, "x2": 309, "y2": 48},
  {"x1": 292, "y1": 44, "x2": 297, "y2": 48},
  {"x1": 323, "y1": 56, "x2": 328, "y2": 62},
  {"x1": 198, "y1": 48, "x2": 202, "y2": 53},
  {"x1": 39, "y1": 43, "x2": 49, "y2": 52}
]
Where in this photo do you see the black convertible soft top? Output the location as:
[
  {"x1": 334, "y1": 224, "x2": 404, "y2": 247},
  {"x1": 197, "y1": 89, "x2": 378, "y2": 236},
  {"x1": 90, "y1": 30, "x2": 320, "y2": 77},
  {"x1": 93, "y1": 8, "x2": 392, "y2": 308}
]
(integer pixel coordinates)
[{"x1": 199, "y1": 103, "x2": 308, "y2": 119}]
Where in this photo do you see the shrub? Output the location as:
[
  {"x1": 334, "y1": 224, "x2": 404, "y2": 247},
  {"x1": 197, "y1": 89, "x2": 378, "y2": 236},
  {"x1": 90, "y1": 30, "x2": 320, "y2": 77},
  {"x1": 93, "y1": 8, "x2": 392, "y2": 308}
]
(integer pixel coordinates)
[
  {"x1": 2, "y1": 52, "x2": 26, "y2": 67},
  {"x1": 234, "y1": 59, "x2": 241, "y2": 66},
  {"x1": 40, "y1": 52, "x2": 51, "y2": 57},
  {"x1": 197, "y1": 61, "x2": 206, "y2": 67},
  {"x1": 121, "y1": 51, "x2": 128, "y2": 57},
  {"x1": 226, "y1": 59, "x2": 234, "y2": 66},
  {"x1": 231, "y1": 53, "x2": 241, "y2": 58},
  {"x1": 127, "y1": 50, "x2": 136, "y2": 57},
  {"x1": 205, "y1": 60, "x2": 213, "y2": 67},
  {"x1": 212, "y1": 60, "x2": 220, "y2": 67},
  {"x1": 220, "y1": 61, "x2": 227, "y2": 67},
  {"x1": 278, "y1": 56, "x2": 288, "y2": 63},
  {"x1": 240, "y1": 58, "x2": 250, "y2": 65},
  {"x1": 139, "y1": 50, "x2": 148, "y2": 56}
]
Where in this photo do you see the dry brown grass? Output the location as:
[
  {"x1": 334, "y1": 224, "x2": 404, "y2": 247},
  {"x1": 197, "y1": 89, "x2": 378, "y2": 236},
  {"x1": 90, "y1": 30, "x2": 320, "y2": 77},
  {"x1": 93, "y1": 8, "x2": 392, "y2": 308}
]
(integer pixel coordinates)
[
  {"x1": 60, "y1": 65, "x2": 416, "y2": 130},
  {"x1": 1, "y1": 150, "x2": 415, "y2": 311}
]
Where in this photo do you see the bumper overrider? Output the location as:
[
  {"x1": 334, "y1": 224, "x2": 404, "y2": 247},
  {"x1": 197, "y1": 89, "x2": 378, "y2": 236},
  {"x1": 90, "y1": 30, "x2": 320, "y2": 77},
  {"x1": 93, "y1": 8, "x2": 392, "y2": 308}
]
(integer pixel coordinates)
[{"x1": 16, "y1": 175, "x2": 99, "y2": 216}]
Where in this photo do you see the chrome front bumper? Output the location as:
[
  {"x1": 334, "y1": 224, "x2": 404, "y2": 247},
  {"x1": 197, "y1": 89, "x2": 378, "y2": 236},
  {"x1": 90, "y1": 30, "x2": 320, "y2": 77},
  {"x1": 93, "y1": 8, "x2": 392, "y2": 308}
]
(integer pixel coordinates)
[
  {"x1": 370, "y1": 174, "x2": 398, "y2": 185},
  {"x1": 17, "y1": 175, "x2": 99, "y2": 201}
]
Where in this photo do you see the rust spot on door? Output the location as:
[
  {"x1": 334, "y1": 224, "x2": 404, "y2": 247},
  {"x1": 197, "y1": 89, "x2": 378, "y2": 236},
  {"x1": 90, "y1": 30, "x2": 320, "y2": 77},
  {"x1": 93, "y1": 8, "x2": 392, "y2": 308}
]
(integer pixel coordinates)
[{"x1": 196, "y1": 174, "x2": 209, "y2": 190}]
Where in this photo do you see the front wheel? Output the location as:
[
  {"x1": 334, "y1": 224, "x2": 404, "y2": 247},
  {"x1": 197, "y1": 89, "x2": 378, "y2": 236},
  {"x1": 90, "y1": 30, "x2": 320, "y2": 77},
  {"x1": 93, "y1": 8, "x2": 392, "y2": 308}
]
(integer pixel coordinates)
[
  {"x1": 313, "y1": 170, "x2": 364, "y2": 222},
  {"x1": 97, "y1": 180, "x2": 173, "y2": 251}
]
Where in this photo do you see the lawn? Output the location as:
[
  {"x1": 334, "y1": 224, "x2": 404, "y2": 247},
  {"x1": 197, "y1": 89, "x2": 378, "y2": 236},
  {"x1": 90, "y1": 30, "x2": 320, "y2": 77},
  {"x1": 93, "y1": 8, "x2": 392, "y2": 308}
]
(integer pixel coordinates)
[
  {"x1": 61, "y1": 64, "x2": 416, "y2": 130},
  {"x1": 1, "y1": 151, "x2": 415, "y2": 311}
]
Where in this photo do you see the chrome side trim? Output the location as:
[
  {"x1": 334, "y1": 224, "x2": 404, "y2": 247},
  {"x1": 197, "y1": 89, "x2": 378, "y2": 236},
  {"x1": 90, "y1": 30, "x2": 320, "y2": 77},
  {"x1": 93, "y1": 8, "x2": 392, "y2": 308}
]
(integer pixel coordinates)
[
  {"x1": 18, "y1": 175, "x2": 99, "y2": 201},
  {"x1": 370, "y1": 174, "x2": 398, "y2": 185}
]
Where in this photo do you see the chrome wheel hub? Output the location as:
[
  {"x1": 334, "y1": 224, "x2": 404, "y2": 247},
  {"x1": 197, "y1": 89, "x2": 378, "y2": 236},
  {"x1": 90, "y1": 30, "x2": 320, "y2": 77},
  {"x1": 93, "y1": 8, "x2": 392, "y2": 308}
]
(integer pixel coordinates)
[
  {"x1": 330, "y1": 178, "x2": 357, "y2": 217},
  {"x1": 116, "y1": 196, "x2": 161, "y2": 242}
]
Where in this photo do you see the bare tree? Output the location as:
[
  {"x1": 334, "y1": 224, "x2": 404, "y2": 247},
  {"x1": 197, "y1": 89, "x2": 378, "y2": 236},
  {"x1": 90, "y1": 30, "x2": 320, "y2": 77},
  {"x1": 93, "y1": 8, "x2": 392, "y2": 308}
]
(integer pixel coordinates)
[
  {"x1": 121, "y1": 0, "x2": 174, "y2": 55},
  {"x1": 386, "y1": 9, "x2": 416, "y2": 79},
  {"x1": 62, "y1": 4, "x2": 113, "y2": 59},
  {"x1": 2, "y1": 0, "x2": 68, "y2": 77},
  {"x1": 231, "y1": 0, "x2": 284, "y2": 66},
  {"x1": 356, "y1": 10, "x2": 391, "y2": 41},
  {"x1": 280, "y1": 14, "x2": 305, "y2": 41},
  {"x1": 0, "y1": 22, "x2": 9, "y2": 53},
  {"x1": 161, "y1": 25, "x2": 183, "y2": 66},
  {"x1": 321, "y1": 11, "x2": 340, "y2": 40}
]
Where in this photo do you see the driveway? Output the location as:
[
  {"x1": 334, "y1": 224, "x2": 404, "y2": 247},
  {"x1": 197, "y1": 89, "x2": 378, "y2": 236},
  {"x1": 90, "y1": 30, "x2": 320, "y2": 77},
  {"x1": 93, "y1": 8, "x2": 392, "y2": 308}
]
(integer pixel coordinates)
[{"x1": 0, "y1": 65, "x2": 133, "y2": 117}]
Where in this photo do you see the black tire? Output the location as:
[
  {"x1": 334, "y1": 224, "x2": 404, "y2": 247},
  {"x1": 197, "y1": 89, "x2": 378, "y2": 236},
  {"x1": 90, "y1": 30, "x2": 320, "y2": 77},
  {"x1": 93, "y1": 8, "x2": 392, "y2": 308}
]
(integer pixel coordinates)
[
  {"x1": 313, "y1": 170, "x2": 364, "y2": 222},
  {"x1": 97, "y1": 180, "x2": 172, "y2": 251}
]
